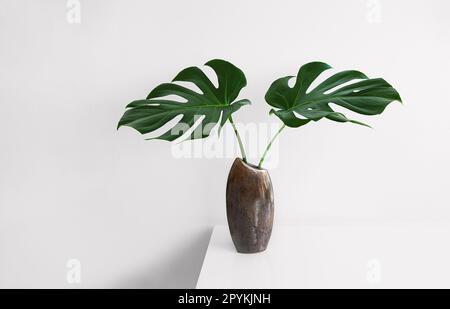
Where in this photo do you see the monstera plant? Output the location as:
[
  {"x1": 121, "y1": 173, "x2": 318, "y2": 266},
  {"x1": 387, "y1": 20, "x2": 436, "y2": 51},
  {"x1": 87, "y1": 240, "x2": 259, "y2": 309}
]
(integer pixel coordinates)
[
  {"x1": 117, "y1": 60, "x2": 250, "y2": 160},
  {"x1": 118, "y1": 59, "x2": 402, "y2": 253}
]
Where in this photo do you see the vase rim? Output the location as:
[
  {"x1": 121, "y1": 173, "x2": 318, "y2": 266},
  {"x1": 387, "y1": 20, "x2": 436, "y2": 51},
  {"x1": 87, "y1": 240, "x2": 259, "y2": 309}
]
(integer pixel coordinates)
[{"x1": 234, "y1": 157, "x2": 268, "y2": 173}]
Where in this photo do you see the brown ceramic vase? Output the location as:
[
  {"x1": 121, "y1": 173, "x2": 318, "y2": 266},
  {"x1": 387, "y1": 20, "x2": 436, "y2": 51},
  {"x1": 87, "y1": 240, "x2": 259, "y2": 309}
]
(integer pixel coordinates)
[{"x1": 226, "y1": 158, "x2": 274, "y2": 253}]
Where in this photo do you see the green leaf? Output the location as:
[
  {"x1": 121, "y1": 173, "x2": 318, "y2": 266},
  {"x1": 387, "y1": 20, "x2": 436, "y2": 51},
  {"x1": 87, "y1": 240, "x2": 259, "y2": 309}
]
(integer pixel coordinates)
[
  {"x1": 118, "y1": 59, "x2": 250, "y2": 141},
  {"x1": 265, "y1": 62, "x2": 402, "y2": 128}
]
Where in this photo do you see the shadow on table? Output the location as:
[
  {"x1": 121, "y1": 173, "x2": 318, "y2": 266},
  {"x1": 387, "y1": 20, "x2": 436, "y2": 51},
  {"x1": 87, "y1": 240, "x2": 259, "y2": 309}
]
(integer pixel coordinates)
[{"x1": 114, "y1": 227, "x2": 212, "y2": 289}]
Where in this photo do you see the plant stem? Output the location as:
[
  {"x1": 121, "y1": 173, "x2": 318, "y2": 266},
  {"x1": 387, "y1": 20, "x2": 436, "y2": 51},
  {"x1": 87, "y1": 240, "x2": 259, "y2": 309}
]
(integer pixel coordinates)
[
  {"x1": 258, "y1": 124, "x2": 286, "y2": 169},
  {"x1": 228, "y1": 116, "x2": 247, "y2": 163}
]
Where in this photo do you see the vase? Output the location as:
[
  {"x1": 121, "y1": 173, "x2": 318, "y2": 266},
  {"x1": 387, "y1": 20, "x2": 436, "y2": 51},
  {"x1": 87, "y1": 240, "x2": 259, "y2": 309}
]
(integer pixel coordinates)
[{"x1": 226, "y1": 158, "x2": 274, "y2": 253}]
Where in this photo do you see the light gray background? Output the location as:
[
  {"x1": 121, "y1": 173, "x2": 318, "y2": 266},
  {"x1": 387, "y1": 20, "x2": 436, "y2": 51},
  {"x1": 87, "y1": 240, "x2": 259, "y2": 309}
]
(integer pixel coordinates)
[{"x1": 1, "y1": 0, "x2": 449, "y2": 288}]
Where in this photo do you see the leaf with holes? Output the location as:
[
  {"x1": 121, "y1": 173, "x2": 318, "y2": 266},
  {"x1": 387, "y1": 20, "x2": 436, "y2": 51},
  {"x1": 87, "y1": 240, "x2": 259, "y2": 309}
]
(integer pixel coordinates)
[
  {"x1": 117, "y1": 59, "x2": 250, "y2": 141},
  {"x1": 265, "y1": 62, "x2": 402, "y2": 128}
]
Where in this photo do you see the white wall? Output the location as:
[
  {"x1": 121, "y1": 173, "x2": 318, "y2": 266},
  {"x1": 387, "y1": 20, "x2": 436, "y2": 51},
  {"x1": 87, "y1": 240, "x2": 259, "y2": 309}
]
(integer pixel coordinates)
[{"x1": 1, "y1": 0, "x2": 449, "y2": 288}]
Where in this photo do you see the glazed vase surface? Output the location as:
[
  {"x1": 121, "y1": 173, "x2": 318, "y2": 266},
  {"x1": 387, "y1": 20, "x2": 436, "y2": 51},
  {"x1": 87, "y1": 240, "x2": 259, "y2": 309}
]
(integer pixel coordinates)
[{"x1": 226, "y1": 158, "x2": 274, "y2": 253}]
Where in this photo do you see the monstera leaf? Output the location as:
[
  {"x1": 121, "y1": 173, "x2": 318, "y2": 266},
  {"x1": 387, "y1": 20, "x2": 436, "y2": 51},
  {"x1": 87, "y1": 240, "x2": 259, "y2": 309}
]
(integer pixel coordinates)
[
  {"x1": 265, "y1": 62, "x2": 402, "y2": 128},
  {"x1": 118, "y1": 59, "x2": 250, "y2": 141}
]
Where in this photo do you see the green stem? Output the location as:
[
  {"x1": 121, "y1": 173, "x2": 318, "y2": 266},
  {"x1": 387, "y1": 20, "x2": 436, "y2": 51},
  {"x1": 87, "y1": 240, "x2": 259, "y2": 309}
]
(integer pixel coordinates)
[
  {"x1": 228, "y1": 116, "x2": 247, "y2": 163},
  {"x1": 258, "y1": 124, "x2": 286, "y2": 169}
]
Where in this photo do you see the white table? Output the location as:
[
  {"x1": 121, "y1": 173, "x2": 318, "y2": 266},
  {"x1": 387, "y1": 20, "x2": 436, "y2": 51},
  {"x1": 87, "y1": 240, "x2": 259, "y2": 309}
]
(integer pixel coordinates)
[{"x1": 196, "y1": 225, "x2": 450, "y2": 289}]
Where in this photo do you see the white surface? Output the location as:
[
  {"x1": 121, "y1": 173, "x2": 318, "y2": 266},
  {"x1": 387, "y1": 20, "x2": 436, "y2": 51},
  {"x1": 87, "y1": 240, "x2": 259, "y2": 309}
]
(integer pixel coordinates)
[
  {"x1": 197, "y1": 225, "x2": 450, "y2": 289},
  {"x1": 1, "y1": 0, "x2": 450, "y2": 288}
]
